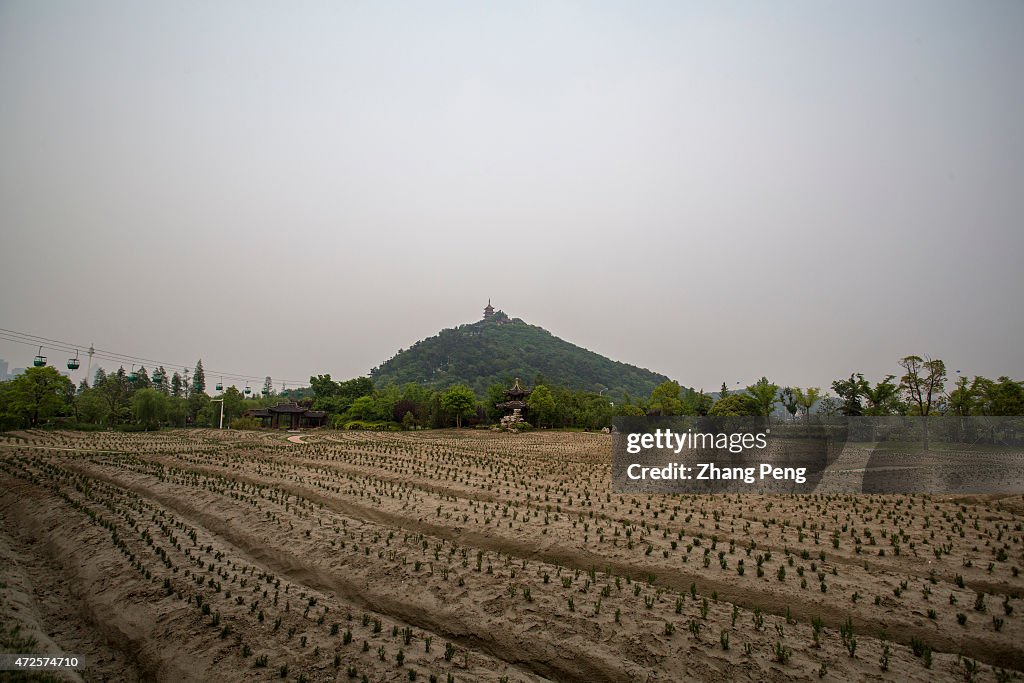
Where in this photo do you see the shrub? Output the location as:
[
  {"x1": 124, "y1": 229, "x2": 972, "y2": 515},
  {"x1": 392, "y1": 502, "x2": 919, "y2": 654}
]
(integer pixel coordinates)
[{"x1": 229, "y1": 416, "x2": 260, "y2": 430}]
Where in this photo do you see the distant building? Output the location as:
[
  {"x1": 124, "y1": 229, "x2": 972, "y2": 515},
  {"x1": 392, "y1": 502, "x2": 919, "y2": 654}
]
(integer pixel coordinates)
[
  {"x1": 496, "y1": 377, "x2": 531, "y2": 414},
  {"x1": 8, "y1": 367, "x2": 25, "y2": 379},
  {"x1": 483, "y1": 299, "x2": 495, "y2": 320},
  {"x1": 0, "y1": 359, "x2": 7, "y2": 381},
  {"x1": 496, "y1": 377, "x2": 531, "y2": 430},
  {"x1": 244, "y1": 402, "x2": 327, "y2": 429}
]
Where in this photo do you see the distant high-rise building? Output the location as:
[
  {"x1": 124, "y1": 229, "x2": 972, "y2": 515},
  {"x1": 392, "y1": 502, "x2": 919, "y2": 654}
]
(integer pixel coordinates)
[
  {"x1": 0, "y1": 358, "x2": 7, "y2": 381},
  {"x1": 9, "y1": 367, "x2": 25, "y2": 379}
]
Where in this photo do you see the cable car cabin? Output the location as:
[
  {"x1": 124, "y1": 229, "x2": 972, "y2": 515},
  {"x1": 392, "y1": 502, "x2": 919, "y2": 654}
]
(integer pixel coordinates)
[
  {"x1": 129, "y1": 372, "x2": 138, "y2": 381},
  {"x1": 215, "y1": 383, "x2": 223, "y2": 391},
  {"x1": 67, "y1": 358, "x2": 80, "y2": 370},
  {"x1": 33, "y1": 355, "x2": 47, "y2": 367},
  {"x1": 244, "y1": 387, "x2": 252, "y2": 395}
]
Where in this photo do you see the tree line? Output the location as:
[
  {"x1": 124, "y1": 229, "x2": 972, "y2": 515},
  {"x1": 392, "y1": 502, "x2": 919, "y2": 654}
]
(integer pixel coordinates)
[
  {"x1": 0, "y1": 360, "x2": 304, "y2": 431},
  {"x1": 1, "y1": 354, "x2": 1021, "y2": 431}
]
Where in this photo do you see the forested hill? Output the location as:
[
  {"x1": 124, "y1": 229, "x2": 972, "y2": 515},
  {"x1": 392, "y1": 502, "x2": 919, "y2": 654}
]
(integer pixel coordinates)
[{"x1": 369, "y1": 313, "x2": 671, "y2": 398}]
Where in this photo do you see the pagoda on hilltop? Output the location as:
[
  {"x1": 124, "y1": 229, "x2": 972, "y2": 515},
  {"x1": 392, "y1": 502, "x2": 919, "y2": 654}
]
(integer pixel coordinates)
[{"x1": 482, "y1": 299, "x2": 510, "y2": 324}]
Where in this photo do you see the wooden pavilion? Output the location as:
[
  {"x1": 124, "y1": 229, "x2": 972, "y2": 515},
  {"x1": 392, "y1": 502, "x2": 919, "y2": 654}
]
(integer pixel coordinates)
[{"x1": 244, "y1": 402, "x2": 327, "y2": 429}]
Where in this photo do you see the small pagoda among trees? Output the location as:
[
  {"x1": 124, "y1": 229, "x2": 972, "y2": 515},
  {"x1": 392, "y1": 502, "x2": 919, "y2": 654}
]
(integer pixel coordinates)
[{"x1": 496, "y1": 377, "x2": 531, "y2": 429}]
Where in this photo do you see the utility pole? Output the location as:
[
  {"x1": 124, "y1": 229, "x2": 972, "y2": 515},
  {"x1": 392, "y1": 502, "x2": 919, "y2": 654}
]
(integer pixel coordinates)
[
  {"x1": 211, "y1": 398, "x2": 224, "y2": 429},
  {"x1": 86, "y1": 344, "x2": 95, "y2": 383}
]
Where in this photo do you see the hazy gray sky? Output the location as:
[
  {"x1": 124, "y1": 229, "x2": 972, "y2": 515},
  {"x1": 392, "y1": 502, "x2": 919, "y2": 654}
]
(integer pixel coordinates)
[{"x1": 1, "y1": 1, "x2": 1022, "y2": 393}]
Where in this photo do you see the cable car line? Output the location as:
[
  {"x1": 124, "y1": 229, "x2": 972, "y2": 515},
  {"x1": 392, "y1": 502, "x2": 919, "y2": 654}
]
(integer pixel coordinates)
[{"x1": 0, "y1": 327, "x2": 311, "y2": 386}]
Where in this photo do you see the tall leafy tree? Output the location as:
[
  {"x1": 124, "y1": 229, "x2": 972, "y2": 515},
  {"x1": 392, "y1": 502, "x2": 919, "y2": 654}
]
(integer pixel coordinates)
[
  {"x1": 974, "y1": 376, "x2": 1024, "y2": 416},
  {"x1": 221, "y1": 386, "x2": 245, "y2": 424},
  {"x1": 187, "y1": 391, "x2": 210, "y2": 424},
  {"x1": 440, "y1": 384, "x2": 476, "y2": 428},
  {"x1": 862, "y1": 376, "x2": 901, "y2": 415},
  {"x1": 485, "y1": 382, "x2": 509, "y2": 422},
  {"x1": 192, "y1": 360, "x2": 206, "y2": 395},
  {"x1": 793, "y1": 387, "x2": 821, "y2": 421},
  {"x1": 263, "y1": 376, "x2": 274, "y2": 397},
  {"x1": 527, "y1": 385, "x2": 557, "y2": 427},
  {"x1": 0, "y1": 366, "x2": 73, "y2": 427},
  {"x1": 75, "y1": 389, "x2": 108, "y2": 425},
  {"x1": 347, "y1": 396, "x2": 378, "y2": 421},
  {"x1": 779, "y1": 387, "x2": 799, "y2": 420},
  {"x1": 681, "y1": 388, "x2": 713, "y2": 416},
  {"x1": 132, "y1": 366, "x2": 151, "y2": 391},
  {"x1": 831, "y1": 373, "x2": 869, "y2": 416},
  {"x1": 947, "y1": 375, "x2": 975, "y2": 416},
  {"x1": 899, "y1": 355, "x2": 946, "y2": 417},
  {"x1": 746, "y1": 377, "x2": 779, "y2": 423},
  {"x1": 154, "y1": 366, "x2": 170, "y2": 395},
  {"x1": 648, "y1": 381, "x2": 683, "y2": 416},
  {"x1": 170, "y1": 372, "x2": 183, "y2": 398},
  {"x1": 98, "y1": 368, "x2": 131, "y2": 426},
  {"x1": 132, "y1": 388, "x2": 167, "y2": 430},
  {"x1": 708, "y1": 393, "x2": 760, "y2": 417}
]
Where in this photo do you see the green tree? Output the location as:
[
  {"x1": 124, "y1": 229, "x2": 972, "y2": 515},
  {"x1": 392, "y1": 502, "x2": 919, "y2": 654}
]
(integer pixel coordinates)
[
  {"x1": 310, "y1": 374, "x2": 340, "y2": 399},
  {"x1": 681, "y1": 389, "x2": 713, "y2": 416},
  {"x1": 899, "y1": 355, "x2": 945, "y2": 450},
  {"x1": 170, "y1": 371, "x2": 183, "y2": 398},
  {"x1": 263, "y1": 376, "x2": 274, "y2": 397},
  {"x1": 617, "y1": 403, "x2": 646, "y2": 417},
  {"x1": 793, "y1": 387, "x2": 820, "y2": 422},
  {"x1": 192, "y1": 360, "x2": 206, "y2": 395},
  {"x1": 817, "y1": 395, "x2": 841, "y2": 417},
  {"x1": 154, "y1": 366, "x2": 170, "y2": 394},
  {"x1": 898, "y1": 356, "x2": 946, "y2": 417},
  {"x1": 648, "y1": 381, "x2": 684, "y2": 416},
  {"x1": 863, "y1": 376, "x2": 901, "y2": 415},
  {"x1": 98, "y1": 368, "x2": 132, "y2": 426},
  {"x1": 347, "y1": 395, "x2": 378, "y2": 421},
  {"x1": 131, "y1": 366, "x2": 152, "y2": 391},
  {"x1": 485, "y1": 382, "x2": 509, "y2": 422},
  {"x1": 947, "y1": 375, "x2": 975, "y2": 417},
  {"x1": 746, "y1": 377, "x2": 780, "y2": 423},
  {"x1": 779, "y1": 387, "x2": 799, "y2": 420},
  {"x1": 399, "y1": 383, "x2": 434, "y2": 425},
  {"x1": 831, "y1": 373, "x2": 869, "y2": 416},
  {"x1": 221, "y1": 386, "x2": 245, "y2": 423},
  {"x1": 0, "y1": 367, "x2": 73, "y2": 427},
  {"x1": 167, "y1": 396, "x2": 188, "y2": 427},
  {"x1": 708, "y1": 393, "x2": 760, "y2": 417},
  {"x1": 527, "y1": 385, "x2": 557, "y2": 427},
  {"x1": 440, "y1": 385, "x2": 476, "y2": 428},
  {"x1": 132, "y1": 388, "x2": 167, "y2": 430},
  {"x1": 187, "y1": 391, "x2": 210, "y2": 424},
  {"x1": 975, "y1": 376, "x2": 1024, "y2": 416},
  {"x1": 75, "y1": 388, "x2": 108, "y2": 425}
]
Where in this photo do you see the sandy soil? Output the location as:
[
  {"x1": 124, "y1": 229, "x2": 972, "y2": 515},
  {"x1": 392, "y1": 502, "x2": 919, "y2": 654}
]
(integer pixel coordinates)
[{"x1": 1, "y1": 428, "x2": 1022, "y2": 682}]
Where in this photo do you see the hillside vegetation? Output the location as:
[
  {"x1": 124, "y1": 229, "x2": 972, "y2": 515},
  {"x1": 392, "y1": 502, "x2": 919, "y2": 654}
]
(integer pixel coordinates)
[{"x1": 369, "y1": 313, "x2": 670, "y2": 398}]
